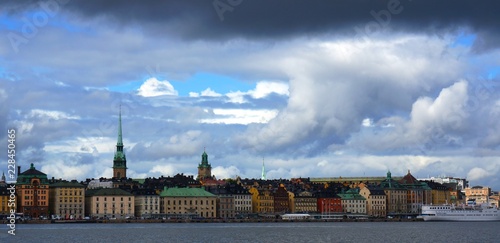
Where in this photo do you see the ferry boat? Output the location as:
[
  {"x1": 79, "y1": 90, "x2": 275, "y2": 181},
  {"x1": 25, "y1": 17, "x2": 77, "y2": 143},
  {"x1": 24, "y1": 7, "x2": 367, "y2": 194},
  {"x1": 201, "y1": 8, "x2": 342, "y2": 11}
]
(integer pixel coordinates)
[{"x1": 421, "y1": 204, "x2": 500, "y2": 221}]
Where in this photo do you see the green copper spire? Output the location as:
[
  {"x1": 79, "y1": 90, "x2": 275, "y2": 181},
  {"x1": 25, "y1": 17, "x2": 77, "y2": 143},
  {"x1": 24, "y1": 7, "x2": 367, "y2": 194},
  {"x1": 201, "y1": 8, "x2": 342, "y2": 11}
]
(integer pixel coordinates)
[
  {"x1": 261, "y1": 158, "x2": 266, "y2": 180},
  {"x1": 117, "y1": 105, "x2": 123, "y2": 146},
  {"x1": 113, "y1": 106, "x2": 126, "y2": 169}
]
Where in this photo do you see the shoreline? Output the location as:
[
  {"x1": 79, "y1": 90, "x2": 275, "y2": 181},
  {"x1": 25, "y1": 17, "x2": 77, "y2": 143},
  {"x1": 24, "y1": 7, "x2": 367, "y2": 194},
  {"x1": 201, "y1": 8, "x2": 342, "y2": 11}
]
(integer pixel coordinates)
[{"x1": 6, "y1": 218, "x2": 423, "y2": 224}]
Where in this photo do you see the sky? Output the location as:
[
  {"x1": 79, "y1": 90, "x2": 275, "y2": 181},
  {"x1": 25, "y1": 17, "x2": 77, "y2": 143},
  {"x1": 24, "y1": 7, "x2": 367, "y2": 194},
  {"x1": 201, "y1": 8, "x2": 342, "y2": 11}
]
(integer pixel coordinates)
[{"x1": 1, "y1": 0, "x2": 500, "y2": 189}]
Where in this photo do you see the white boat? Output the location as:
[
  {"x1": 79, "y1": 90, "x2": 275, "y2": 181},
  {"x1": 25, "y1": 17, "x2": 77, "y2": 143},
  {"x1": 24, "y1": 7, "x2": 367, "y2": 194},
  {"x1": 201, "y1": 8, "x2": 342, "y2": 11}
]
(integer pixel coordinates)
[{"x1": 421, "y1": 204, "x2": 500, "y2": 221}]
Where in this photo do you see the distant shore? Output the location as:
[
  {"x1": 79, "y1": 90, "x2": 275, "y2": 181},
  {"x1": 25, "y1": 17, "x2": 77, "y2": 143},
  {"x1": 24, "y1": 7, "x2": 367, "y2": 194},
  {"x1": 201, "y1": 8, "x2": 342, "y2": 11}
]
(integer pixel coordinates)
[{"x1": 7, "y1": 217, "x2": 423, "y2": 224}]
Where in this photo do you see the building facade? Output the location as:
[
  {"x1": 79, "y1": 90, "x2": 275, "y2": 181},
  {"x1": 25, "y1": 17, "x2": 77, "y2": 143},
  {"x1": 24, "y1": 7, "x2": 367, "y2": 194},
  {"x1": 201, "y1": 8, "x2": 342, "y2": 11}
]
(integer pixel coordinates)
[
  {"x1": 217, "y1": 194, "x2": 235, "y2": 219},
  {"x1": 273, "y1": 185, "x2": 290, "y2": 213},
  {"x1": 249, "y1": 187, "x2": 274, "y2": 214},
  {"x1": 398, "y1": 170, "x2": 431, "y2": 215},
  {"x1": 317, "y1": 193, "x2": 342, "y2": 214},
  {"x1": 132, "y1": 189, "x2": 160, "y2": 218},
  {"x1": 465, "y1": 186, "x2": 491, "y2": 205},
  {"x1": 49, "y1": 180, "x2": 85, "y2": 219},
  {"x1": 380, "y1": 171, "x2": 407, "y2": 216},
  {"x1": 231, "y1": 191, "x2": 252, "y2": 215},
  {"x1": 338, "y1": 188, "x2": 366, "y2": 214},
  {"x1": 16, "y1": 164, "x2": 50, "y2": 219},
  {"x1": 426, "y1": 181, "x2": 452, "y2": 205},
  {"x1": 294, "y1": 191, "x2": 317, "y2": 213},
  {"x1": 160, "y1": 187, "x2": 216, "y2": 218},
  {"x1": 0, "y1": 186, "x2": 10, "y2": 215},
  {"x1": 359, "y1": 186, "x2": 387, "y2": 217},
  {"x1": 85, "y1": 188, "x2": 134, "y2": 219}
]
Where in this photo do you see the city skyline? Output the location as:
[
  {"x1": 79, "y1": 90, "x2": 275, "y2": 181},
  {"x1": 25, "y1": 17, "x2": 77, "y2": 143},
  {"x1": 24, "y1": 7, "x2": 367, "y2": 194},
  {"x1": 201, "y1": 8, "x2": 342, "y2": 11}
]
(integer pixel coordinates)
[{"x1": 1, "y1": 1, "x2": 500, "y2": 188}]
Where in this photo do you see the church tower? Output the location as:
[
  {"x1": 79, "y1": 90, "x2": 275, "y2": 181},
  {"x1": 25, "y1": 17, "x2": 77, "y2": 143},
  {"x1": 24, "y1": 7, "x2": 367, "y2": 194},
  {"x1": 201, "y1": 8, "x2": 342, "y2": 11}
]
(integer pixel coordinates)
[
  {"x1": 197, "y1": 149, "x2": 212, "y2": 180},
  {"x1": 113, "y1": 107, "x2": 127, "y2": 179}
]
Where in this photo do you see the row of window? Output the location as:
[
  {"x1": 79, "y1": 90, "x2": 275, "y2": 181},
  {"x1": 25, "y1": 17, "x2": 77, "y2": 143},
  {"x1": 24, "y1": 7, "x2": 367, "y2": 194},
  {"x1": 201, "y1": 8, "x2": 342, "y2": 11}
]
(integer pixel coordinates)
[
  {"x1": 58, "y1": 190, "x2": 83, "y2": 196},
  {"x1": 24, "y1": 195, "x2": 47, "y2": 200},
  {"x1": 166, "y1": 200, "x2": 214, "y2": 206},
  {"x1": 59, "y1": 204, "x2": 83, "y2": 208},
  {"x1": 142, "y1": 205, "x2": 159, "y2": 210},
  {"x1": 96, "y1": 203, "x2": 132, "y2": 208},
  {"x1": 166, "y1": 206, "x2": 214, "y2": 211},
  {"x1": 23, "y1": 190, "x2": 47, "y2": 194},
  {"x1": 24, "y1": 185, "x2": 48, "y2": 189},
  {"x1": 96, "y1": 197, "x2": 132, "y2": 202},
  {"x1": 95, "y1": 210, "x2": 132, "y2": 214},
  {"x1": 59, "y1": 199, "x2": 83, "y2": 203},
  {"x1": 22, "y1": 201, "x2": 47, "y2": 206}
]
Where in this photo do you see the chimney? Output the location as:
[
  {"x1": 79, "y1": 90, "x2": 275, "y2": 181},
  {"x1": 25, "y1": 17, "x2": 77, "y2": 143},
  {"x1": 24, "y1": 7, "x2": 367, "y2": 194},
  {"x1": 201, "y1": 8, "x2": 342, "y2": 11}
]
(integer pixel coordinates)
[{"x1": 17, "y1": 166, "x2": 21, "y2": 175}]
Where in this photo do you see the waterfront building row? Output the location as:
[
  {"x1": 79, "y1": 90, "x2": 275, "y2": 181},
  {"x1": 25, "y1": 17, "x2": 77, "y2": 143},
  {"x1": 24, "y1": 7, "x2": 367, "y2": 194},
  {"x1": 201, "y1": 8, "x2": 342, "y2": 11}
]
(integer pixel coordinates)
[{"x1": 0, "y1": 164, "x2": 498, "y2": 219}]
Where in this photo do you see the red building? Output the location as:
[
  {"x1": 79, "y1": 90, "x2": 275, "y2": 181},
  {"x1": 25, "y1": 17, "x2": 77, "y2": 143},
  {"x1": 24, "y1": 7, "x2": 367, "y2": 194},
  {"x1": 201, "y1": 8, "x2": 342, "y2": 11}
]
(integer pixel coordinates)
[{"x1": 317, "y1": 194, "x2": 342, "y2": 213}]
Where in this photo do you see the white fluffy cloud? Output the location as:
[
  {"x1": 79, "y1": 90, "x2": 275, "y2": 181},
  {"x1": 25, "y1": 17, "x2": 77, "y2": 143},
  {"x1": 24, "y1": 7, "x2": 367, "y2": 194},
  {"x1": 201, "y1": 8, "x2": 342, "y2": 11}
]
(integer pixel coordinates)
[
  {"x1": 244, "y1": 36, "x2": 464, "y2": 152},
  {"x1": 250, "y1": 81, "x2": 289, "y2": 99},
  {"x1": 137, "y1": 77, "x2": 178, "y2": 97},
  {"x1": 225, "y1": 81, "x2": 289, "y2": 103},
  {"x1": 189, "y1": 88, "x2": 223, "y2": 97},
  {"x1": 348, "y1": 80, "x2": 469, "y2": 152},
  {"x1": 212, "y1": 165, "x2": 241, "y2": 179},
  {"x1": 29, "y1": 109, "x2": 81, "y2": 120},
  {"x1": 200, "y1": 109, "x2": 278, "y2": 125}
]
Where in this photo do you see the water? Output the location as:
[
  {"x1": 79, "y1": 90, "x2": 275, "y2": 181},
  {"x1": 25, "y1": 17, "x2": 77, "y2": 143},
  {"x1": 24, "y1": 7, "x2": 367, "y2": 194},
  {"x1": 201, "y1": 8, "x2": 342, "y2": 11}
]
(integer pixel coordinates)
[{"x1": 1, "y1": 221, "x2": 498, "y2": 243}]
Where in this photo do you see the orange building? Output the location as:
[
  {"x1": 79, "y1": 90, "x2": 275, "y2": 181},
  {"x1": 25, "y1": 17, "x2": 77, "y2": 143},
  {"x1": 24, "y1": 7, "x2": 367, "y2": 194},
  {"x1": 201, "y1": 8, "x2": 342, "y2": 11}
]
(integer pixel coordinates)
[{"x1": 16, "y1": 163, "x2": 50, "y2": 219}]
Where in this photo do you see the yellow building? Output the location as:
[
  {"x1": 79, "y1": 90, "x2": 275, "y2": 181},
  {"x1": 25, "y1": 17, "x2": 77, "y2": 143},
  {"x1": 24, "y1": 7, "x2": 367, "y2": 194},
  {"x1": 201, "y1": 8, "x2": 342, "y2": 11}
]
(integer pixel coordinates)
[
  {"x1": 426, "y1": 181, "x2": 452, "y2": 205},
  {"x1": 49, "y1": 180, "x2": 85, "y2": 219},
  {"x1": 85, "y1": 188, "x2": 134, "y2": 219},
  {"x1": 249, "y1": 187, "x2": 274, "y2": 214},
  {"x1": 160, "y1": 187, "x2": 216, "y2": 218},
  {"x1": 0, "y1": 186, "x2": 11, "y2": 214},
  {"x1": 465, "y1": 186, "x2": 491, "y2": 205},
  {"x1": 359, "y1": 186, "x2": 386, "y2": 217}
]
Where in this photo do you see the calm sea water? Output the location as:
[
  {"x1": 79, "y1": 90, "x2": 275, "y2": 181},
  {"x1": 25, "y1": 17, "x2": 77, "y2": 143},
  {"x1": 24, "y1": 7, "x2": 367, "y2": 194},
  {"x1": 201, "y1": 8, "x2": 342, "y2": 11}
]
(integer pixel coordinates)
[{"x1": 1, "y1": 221, "x2": 498, "y2": 243}]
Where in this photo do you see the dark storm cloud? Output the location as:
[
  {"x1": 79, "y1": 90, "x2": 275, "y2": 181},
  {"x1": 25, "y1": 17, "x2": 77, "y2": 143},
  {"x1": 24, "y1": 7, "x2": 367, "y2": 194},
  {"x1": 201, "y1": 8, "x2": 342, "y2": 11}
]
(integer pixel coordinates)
[{"x1": 3, "y1": 0, "x2": 499, "y2": 49}]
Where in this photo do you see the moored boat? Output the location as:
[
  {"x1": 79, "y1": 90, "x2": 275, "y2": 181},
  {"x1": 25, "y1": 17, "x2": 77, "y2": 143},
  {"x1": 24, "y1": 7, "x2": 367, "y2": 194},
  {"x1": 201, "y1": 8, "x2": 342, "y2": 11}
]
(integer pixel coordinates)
[{"x1": 421, "y1": 204, "x2": 500, "y2": 221}]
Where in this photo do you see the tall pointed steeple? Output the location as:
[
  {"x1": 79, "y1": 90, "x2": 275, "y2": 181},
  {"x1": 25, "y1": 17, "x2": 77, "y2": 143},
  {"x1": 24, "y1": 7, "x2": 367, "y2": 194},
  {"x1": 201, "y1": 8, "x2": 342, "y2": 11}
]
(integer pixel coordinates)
[
  {"x1": 113, "y1": 105, "x2": 127, "y2": 179},
  {"x1": 261, "y1": 158, "x2": 266, "y2": 180},
  {"x1": 117, "y1": 105, "x2": 123, "y2": 147}
]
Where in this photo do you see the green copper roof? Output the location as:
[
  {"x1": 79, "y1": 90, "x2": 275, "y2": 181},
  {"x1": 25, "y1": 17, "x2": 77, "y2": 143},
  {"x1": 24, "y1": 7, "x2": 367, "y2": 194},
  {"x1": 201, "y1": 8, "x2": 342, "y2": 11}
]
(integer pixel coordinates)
[
  {"x1": 50, "y1": 181, "x2": 84, "y2": 188},
  {"x1": 16, "y1": 163, "x2": 49, "y2": 185},
  {"x1": 160, "y1": 187, "x2": 216, "y2": 197},
  {"x1": 198, "y1": 150, "x2": 211, "y2": 168},
  {"x1": 337, "y1": 193, "x2": 366, "y2": 200}
]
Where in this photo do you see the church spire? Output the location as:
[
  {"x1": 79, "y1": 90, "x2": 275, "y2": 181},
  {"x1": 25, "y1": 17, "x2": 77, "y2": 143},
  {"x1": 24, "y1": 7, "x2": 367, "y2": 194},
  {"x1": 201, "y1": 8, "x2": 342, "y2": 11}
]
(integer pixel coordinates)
[
  {"x1": 261, "y1": 158, "x2": 266, "y2": 180},
  {"x1": 113, "y1": 105, "x2": 127, "y2": 179},
  {"x1": 117, "y1": 104, "x2": 123, "y2": 146}
]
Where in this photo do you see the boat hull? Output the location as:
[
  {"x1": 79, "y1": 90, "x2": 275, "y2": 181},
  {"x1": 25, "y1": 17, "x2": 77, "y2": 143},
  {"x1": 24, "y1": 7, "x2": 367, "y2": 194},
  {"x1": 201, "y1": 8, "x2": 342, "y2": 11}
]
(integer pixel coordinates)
[
  {"x1": 421, "y1": 205, "x2": 500, "y2": 222},
  {"x1": 422, "y1": 215, "x2": 500, "y2": 221}
]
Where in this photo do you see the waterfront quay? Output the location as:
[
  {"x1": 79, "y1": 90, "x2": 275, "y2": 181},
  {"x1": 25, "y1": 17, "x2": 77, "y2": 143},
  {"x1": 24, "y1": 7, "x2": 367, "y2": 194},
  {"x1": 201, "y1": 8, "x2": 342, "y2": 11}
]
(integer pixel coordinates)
[{"x1": 6, "y1": 216, "x2": 423, "y2": 225}]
